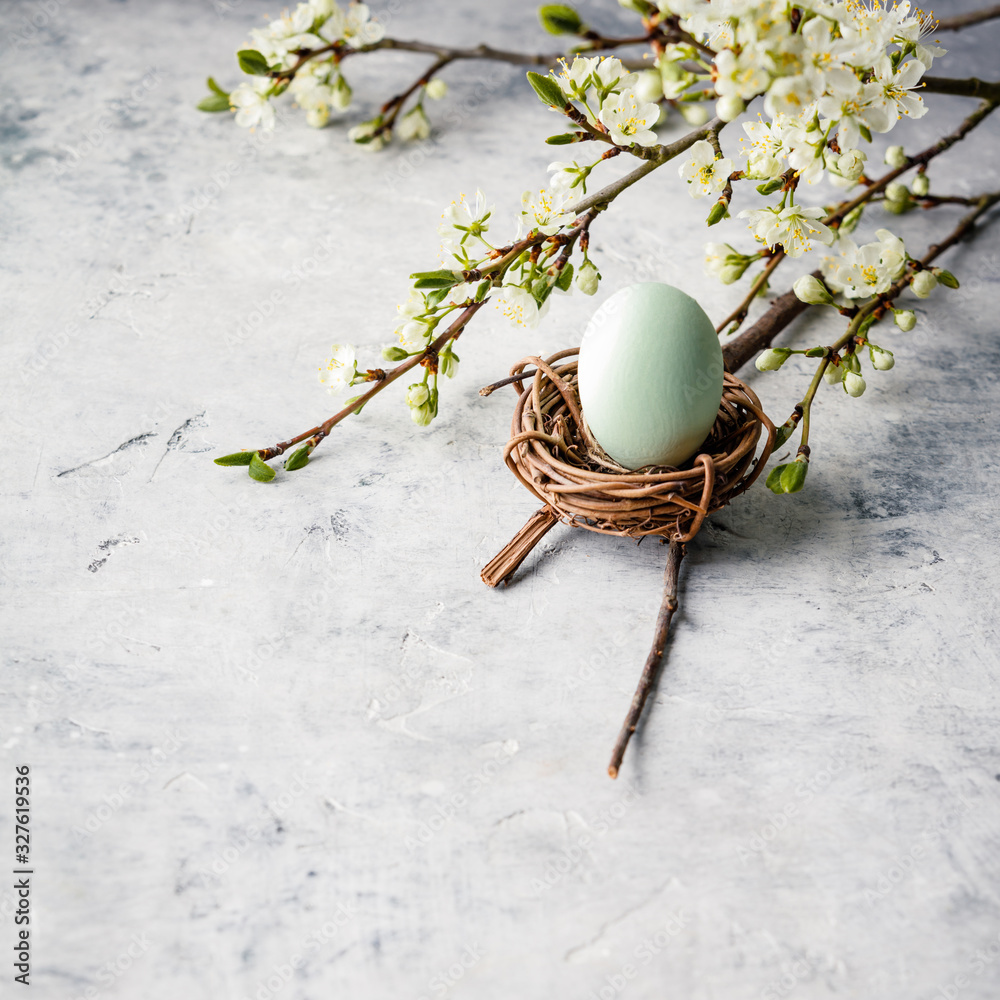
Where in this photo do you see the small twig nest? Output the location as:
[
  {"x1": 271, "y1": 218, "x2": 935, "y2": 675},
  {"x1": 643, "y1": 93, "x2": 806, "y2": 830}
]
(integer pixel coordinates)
[
  {"x1": 497, "y1": 347, "x2": 775, "y2": 546},
  {"x1": 481, "y1": 347, "x2": 777, "y2": 777}
]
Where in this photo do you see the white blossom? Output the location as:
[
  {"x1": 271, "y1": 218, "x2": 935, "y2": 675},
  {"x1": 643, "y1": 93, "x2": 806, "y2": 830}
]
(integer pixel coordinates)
[
  {"x1": 861, "y1": 56, "x2": 927, "y2": 132},
  {"x1": 678, "y1": 140, "x2": 733, "y2": 199},
  {"x1": 519, "y1": 188, "x2": 577, "y2": 237},
  {"x1": 437, "y1": 189, "x2": 493, "y2": 259},
  {"x1": 598, "y1": 92, "x2": 660, "y2": 147},
  {"x1": 230, "y1": 79, "x2": 275, "y2": 131},
  {"x1": 495, "y1": 285, "x2": 546, "y2": 329},
  {"x1": 318, "y1": 344, "x2": 357, "y2": 393},
  {"x1": 738, "y1": 203, "x2": 834, "y2": 257},
  {"x1": 820, "y1": 228, "x2": 906, "y2": 298}
]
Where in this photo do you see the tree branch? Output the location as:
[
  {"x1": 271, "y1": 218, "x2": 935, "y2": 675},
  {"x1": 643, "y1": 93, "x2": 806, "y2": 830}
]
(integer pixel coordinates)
[{"x1": 608, "y1": 539, "x2": 685, "y2": 779}]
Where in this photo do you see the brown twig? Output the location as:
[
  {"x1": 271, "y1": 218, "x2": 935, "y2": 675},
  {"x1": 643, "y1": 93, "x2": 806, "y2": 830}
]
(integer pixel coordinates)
[
  {"x1": 936, "y1": 4, "x2": 1000, "y2": 31},
  {"x1": 715, "y1": 251, "x2": 784, "y2": 334},
  {"x1": 608, "y1": 539, "x2": 685, "y2": 779}
]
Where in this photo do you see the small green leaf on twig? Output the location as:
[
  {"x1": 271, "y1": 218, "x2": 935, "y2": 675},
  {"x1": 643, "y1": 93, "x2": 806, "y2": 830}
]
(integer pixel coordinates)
[
  {"x1": 556, "y1": 262, "x2": 574, "y2": 291},
  {"x1": 237, "y1": 49, "x2": 271, "y2": 76},
  {"x1": 214, "y1": 451, "x2": 255, "y2": 466},
  {"x1": 284, "y1": 445, "x2": 312, "y2": 471},
  {"x1": 197, "y1": 94, "x2": 231, "y2": 112},
  {"x1": 248, "y1": 452, "x2": 276, "y2": 482},
  {"x1": 526, "y1": 71, "x2": 566, "y2": 108},
  {"x1": 410, "y1": 269, "x2": 461, "y2": 289},
  {"x1": 539, "y1": 4, "x2": 584, "y2": 34},
  {"x1": 767, "y1": 458, "x2": 808, "y2": 494},
  {"x1": 546, "y1": 133, "x2": 579, "y2": 145},
  {"x1": 207, "y1": 77, "x2": 229, "y2": 97}
]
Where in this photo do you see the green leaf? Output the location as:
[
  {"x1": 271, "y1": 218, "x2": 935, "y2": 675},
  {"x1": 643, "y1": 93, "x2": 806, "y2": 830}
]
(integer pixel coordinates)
[
  {"x1": 804, "y1": 346, "x2": 827, "y2": 357},
  {"x1": 424, "y1": 287, "x2": 449, "y2": 308},
  {"x1": 545, "y1": 133, "x2": 579, "y2": 145},
  {"x1": 935, "y1": 268, "x2": 960, "y2": 289},
  {"x1": 779, "y1": 459, "x2": 808, "y2": 493},
  {"x1": 858, "y1": 123, "x2": 872, "y2": 143},
  {"x1": 539, "y1": 4, "x2": 584, "y2": 34},
  {"x1": 207, "y1": 76, "x2": 229, "y2": 97},
  {"x1": 382, "y1": 345, "x2": 410, "y2": 362},
  {"x1": 237, "y1": 49, "x2": 271, "y2": 76},
  {"x1": 526, "y1": 71, "x2": 566, "y2": 108},
  {"x1": 284, "y1": 445, "x2": 312, "y2": 471},
  {"x1": 248, "y1": 452, "x2": 276, "y2": 482},
  {"x1": 766, "y1": 464, "x2": 787, "y2": 494},
  {"x1": 756, "y1": 177, "x2": 784, "y2": 195},
  {"x1": 214, "y1": 451, "x2": 255, "y2": 466},
  {"x1": 556, "y1": 262, "x2": 574, "y2": 291},
  {"x1": 197, "y1": 94, "x2": 231, "y2": 113},
  {"x1": 410, "y1": 269, "x2": 460, "y2": 289},
  {"x1": 773, "y1": 423, "x2": 795, "y2": 448}
]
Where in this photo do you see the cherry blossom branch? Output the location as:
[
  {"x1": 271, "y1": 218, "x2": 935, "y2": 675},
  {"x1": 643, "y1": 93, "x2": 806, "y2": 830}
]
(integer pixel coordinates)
[
  {"x1": 723, "y1": 191, "x2": 1000, "y2": 373},
  {"x1": 718, "y1": 97, "x2": 998, "y2": 338}
]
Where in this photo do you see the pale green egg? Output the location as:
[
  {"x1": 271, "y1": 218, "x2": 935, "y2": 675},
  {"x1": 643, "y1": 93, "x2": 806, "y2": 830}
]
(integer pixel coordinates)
[{"x1": 577, "y1": 282, "x2": 724, "y2": 470}]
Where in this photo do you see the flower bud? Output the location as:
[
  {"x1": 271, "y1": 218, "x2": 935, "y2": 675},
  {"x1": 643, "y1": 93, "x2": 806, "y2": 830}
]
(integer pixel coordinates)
[
  {"x1": 634, "y1": 69, "x2": 664, "y2": 104},
  {"x1": 793, "y1": 275, "x2": 834, "y2": 306},
  {"x1": 894, "y1": 309, "x2": 916, "y2": 331},
  {"x1": 932, "y1": 267, "x2": 959, "y2": 289},
  {"x1": 755, "y1": 348, "x2": 792, "y2": 372},
  {"x1": 347, "y1": 119, "x2": 386, "y2": 151},
  {"x1": 840, "y1": 204, "x2": 864, "y2": 234},
  {"x1": 716, "y1": 94, "x2": 745, "y2": 122},
  {"x1": 406, "y1": 383, "x2": 430, "y2": 408},
  {"x1": 425, "y1": 78, "x2": 448, "y2": 100},
  {"x1": 824, "y1": 363, "x2": 844, "y2": 385},
  {"x1": 911, "y1": 269, "x2": 937, "y2": 298},
  {"x1": 911, "y1": 172, "x2": 929, "y2": 196},
  {"x1": 306, "y1": 105, "x2": 330, "y2": 129},
  {"x1": 884, "y1": 182, "x2": 913, "y2": 214},
  {"x1": 679, "y1": 102, "x2": 709, "y2": 127},
  {"x1": 438, "y1": 348, "x2": 459, "y2": 378},
  {"x1": 884, "y1": 145, "x2": 907, "y2": 167},
  {"x1": 843, "y1": 371, "x2": 866, "y2": 397},
  {"x1": 397, "y1": 106, "x2": 431, "y2": 142},
  {"x1": 575, "y1": 260, "x2": 600, "y2": 296},
  {"x1": 869, "y1": 345, "x2": 895, "y2": 370},
  {"x1": 382, "y1": 345, "x2": 409, "y2": 362},
  {"x1": 332, "y1": 74, "x2": 352, "y2": 110},
  {"x1": 837, "y1": 148, "x2": 865, "y2": 181},
  {"x1": 410, "y1": 402, "x2": 436, "y2": 426},
  {"x1": 706, "y1": 200, "x2": 729, "y2": 226}
]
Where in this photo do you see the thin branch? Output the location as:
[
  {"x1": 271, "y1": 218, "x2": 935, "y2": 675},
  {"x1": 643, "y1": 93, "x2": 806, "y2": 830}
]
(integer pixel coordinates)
[
  {"x1": 935, "y1": 5, "x2": 1000, "y2": 31},
  {"x1": 922, "y1": 76, "x2": 1000, "y2": 102},
  {"x1": 608, "y1": 539, "x2": 685, "y2": 779},
  {"x1": 715, "y1": 251, "x2": 784, "y2": 334}
]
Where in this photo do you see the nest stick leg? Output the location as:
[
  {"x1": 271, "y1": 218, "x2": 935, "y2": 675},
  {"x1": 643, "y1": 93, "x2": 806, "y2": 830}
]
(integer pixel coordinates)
[
  {"x1": 481, "y1": 507, "x2": 560, "y2": 588},
  {"x1": 608, "y1": 539, "x2": 686, "y2": 779}
]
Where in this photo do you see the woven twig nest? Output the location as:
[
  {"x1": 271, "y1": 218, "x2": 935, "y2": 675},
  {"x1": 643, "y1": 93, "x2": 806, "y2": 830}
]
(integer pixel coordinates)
[
  {"x1": 482, "y1": 348, "x2": 776, "y2": 588},
  {"x1": 481, "y1": 346, "x2": 777, "y2": 778}
]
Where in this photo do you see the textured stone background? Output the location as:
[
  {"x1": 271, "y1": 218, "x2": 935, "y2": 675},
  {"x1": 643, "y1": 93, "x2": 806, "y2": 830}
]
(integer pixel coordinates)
[{"x1": 2, "y1": 1, "x2": 1000, "y2": 998}]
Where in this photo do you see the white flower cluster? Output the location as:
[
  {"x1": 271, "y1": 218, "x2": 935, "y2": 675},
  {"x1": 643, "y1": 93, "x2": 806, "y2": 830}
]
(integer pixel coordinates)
[
  {"x1": 669, "y1": 0, "x2": 945, "y2": 259},
  {"x1": 229, "y1": 0, "x2": 384, "y2": 131}
]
